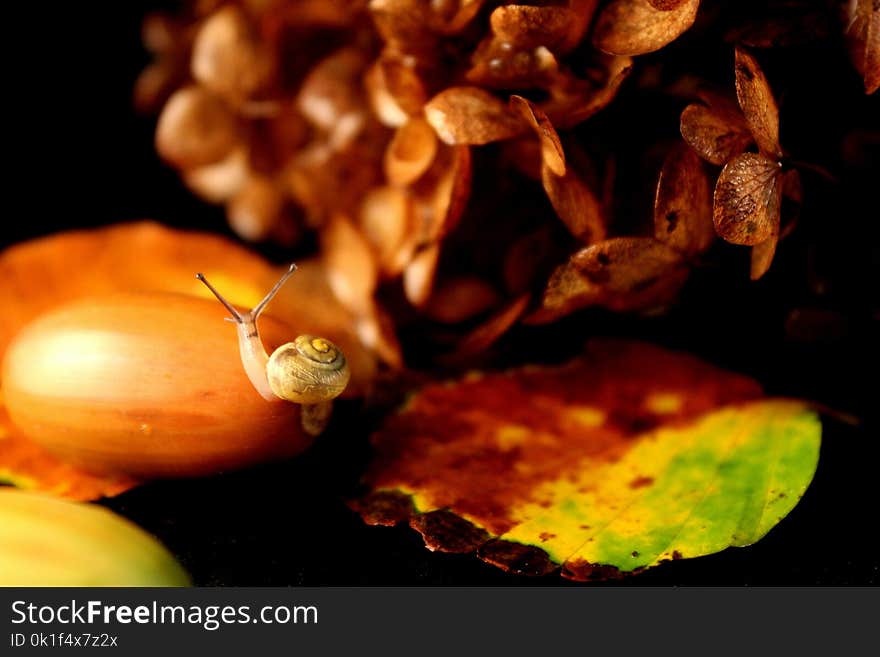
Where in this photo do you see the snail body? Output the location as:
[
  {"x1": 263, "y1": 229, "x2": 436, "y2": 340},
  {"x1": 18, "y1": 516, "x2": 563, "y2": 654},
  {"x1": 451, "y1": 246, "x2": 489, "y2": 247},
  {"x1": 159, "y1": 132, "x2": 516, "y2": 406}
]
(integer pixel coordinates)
[{"x1": 2, "y1": 261, "x2": 350, "y2": 478}]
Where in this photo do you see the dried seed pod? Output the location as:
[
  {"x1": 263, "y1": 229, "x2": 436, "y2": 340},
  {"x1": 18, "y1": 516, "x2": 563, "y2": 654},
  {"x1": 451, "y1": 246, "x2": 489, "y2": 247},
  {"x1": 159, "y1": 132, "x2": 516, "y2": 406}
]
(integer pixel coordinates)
[{"x1": 155, "y1": 86, "x2": 239, "y2": 169}]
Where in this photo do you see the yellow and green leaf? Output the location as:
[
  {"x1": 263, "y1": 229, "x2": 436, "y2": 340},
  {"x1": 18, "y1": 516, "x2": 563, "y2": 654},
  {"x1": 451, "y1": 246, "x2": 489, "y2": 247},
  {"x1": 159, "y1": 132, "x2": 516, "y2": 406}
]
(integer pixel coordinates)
[{"x1": 354, "y1": 340, "x2": 821, "y2": 580}]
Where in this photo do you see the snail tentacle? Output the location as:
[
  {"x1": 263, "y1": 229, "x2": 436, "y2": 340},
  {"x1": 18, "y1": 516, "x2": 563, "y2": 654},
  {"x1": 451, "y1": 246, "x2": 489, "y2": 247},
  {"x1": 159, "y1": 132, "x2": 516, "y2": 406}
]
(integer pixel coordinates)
[
  {"x1": 196, "y1": 270, "x2": 277, "y2": 402},
  {"x1": 197, "y1": 264, "x2": 350, "y2": 429}
]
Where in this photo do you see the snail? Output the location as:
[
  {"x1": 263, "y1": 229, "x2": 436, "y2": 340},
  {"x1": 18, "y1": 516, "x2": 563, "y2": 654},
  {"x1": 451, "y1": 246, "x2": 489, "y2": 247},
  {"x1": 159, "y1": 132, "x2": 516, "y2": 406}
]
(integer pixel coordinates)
[
  {"x1": 195, "y1": 262, "x2": 350, "y2": 436},
  {"x1": 2, "y1": 263, "x2": 350, "y2": 479}
]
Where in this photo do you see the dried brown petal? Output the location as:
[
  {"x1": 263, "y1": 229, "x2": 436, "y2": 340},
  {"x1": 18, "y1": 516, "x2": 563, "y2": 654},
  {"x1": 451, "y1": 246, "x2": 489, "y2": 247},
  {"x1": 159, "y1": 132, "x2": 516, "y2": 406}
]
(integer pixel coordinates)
[
  {"x1": 504, "y1": 227, "x2": 557, "y2": 295},
  {"x1": 749, "y1": 232, "x2": 779, "y2": 281},
  {"x1": 369, "y1": 0, "x2": 437, "y2": 51},
  {"x1": 593, "y1": 0, "x2": 700, "y2": 56},
  {"x1": 679, "y1": 101, "x2": 752, "y2": 166},
  {"x1": 430, "y1": 0, "x2": 488, "y2": 34},
  {"x1": 425, "y1": 87, "x2": 524, "y2": 145},
  {"x1": 750, "y1": 167, "x2": 800, "y2": 280},
  {"x1": 385, "y1": 117, "x2": 439, "y2": 186},
  {"x1": 359, "y1": 186, "x2": 415, "y2": 276},
  {"x1": 355, "y1": 301, "x2": 404, "y2": 369},
  {"x1": 560, "y1": 0, "x2": 601, "y2": 53},
  {"x1": 734, "y1": 47, "x2": 782, "y2": 158},
  {"x1": 571, "y1": 237, "x2": 686, "y2": 296},
  {"x1": 449, "y1": 294, "x2": 530, "y2": 361},
  {"x1": 365, "y1": 61, "x2": 410, "y2": 128},
  {"x1": 713, "y1": 152, "x2": 782, "y2": 246},
  {"x1": 530, "y1": 238, "x2": 688, "y2": 322},
  {"x1": 382, "y1": 56, "x2": 429, "y2": 116},
  {"x1": 466, "y1": 40, "x2": 560, "y2": 90},
  {"x1": 403, "y1": 244, "x2": 441, "y2": 308},
  {"x1": 654, "y1": 143, "x2": 714, "y2": 256},
  {"x1": 321, "y1": 214, "x2": 379, "y2": 317},
  {"x1": 298, "y1": 48, "x2": 369, "y2": 150},
  {"x1": 415, "y1": 144, "x2": 472, "y2": 242},
  {"x1": 133, "y1": 61, "x2": 181, "y2": 115},
  {"x1": 141, "y1": 12, "x2": 179, "y2": 54},
  {"x1": 489, "y1": 5, "x2": 573, "y2": 51},
  {"x1": 510, "y1": 95, "x2": 605, "y2": 244},
  {"x1": 184, "y1": 148, "x2": 249, "y2": 203},
  {"x1": 542, "y1": 166, "x2": 606, "y2": 245},
  {"x1": 649, "y1": 0, "x2": 687, "y2": 8},
  {"x1": 426, "y1": 277, "x2": 501, "y2": 324},
  {"x1": 543, "y1": 55, "x2": 633, "y2": 128},
  {"x1": 501, "y1": 138, "x2": 543, "y2": 181},
  {"x1": 155, "y1": 86, "x2": 239, "y2": 169},
  {"x1": 845, "y1": 0, "x2": 880, "y2": 94},
  {"x1": 510, "y1": 95, "x2": 565, "y2": 177},
  {"x1": 227, "y1": 176, "x2": 284, "y2": 242},
  {"x1": 191, "y1": 5, "x2": 273, "y2": 102}
]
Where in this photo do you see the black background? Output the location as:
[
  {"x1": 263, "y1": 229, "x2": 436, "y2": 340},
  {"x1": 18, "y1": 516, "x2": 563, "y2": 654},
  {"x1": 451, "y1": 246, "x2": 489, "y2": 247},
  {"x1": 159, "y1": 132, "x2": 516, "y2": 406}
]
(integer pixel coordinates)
[{"x1": 3, "y1": 1, "x2": 878, "y2": 585}]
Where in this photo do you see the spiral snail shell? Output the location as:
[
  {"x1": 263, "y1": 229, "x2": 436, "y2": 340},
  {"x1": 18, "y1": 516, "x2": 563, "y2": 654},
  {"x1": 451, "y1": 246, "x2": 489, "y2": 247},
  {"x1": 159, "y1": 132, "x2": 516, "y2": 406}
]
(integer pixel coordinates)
[{"x1": 267, "y1": 334, "x2": 350, "y2": 404}]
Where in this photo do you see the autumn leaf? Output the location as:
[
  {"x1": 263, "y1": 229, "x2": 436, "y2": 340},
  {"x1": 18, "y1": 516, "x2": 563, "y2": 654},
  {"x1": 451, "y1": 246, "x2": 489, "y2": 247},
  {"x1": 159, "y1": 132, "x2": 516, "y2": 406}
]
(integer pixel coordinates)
[
  {"x1": 713, "y1": 152, "x2": 782, "y2": 246},
  {"x1": 593, "y1": 0, "x2": 700, "y2": 56},
  {"x1": 353, "y1": 340, "x2": 821, "y2": 580}
]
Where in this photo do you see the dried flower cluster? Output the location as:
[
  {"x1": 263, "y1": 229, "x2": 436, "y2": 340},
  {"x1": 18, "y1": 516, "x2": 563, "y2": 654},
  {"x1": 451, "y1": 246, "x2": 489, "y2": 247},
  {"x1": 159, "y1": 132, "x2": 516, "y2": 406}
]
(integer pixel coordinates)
[{"x1": 138, "y1": 0, "x2": 878, "y2": 367}]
